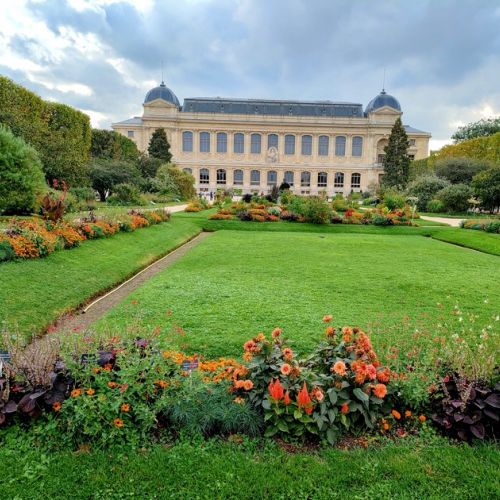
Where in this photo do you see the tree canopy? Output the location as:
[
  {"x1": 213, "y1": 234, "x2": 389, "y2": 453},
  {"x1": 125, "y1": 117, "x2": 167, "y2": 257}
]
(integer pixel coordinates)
[
  {"x1": 382, "y1": 117, "x2": 410, "y2": 190},
  {"x1": 148, "y1": 128, "x2": 172, "y2": 162},
  {"x1": 88, "y1": 159, "x2": 142, "y2": 201},
  {"x1": 451, "y1": 117, "x2": 500, "y2": 143},
  {"x1": 435, "y1": 157, "x2": 490, "y2": 184},
  {"x1": 472, "y1": 166, "x2": 500, "y2": 211},
  {"x1": 91, "y1": 129, "x2": 140, "y2": 162}
]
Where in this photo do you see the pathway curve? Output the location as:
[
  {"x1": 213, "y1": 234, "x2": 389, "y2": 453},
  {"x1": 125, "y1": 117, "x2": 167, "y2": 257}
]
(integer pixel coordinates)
[
  {"x1": 49, "y1": 230, "x2": 211, "y2": 335},
  {"x1": 419, "y1": 215, "x2": 464, "y2": 227}
]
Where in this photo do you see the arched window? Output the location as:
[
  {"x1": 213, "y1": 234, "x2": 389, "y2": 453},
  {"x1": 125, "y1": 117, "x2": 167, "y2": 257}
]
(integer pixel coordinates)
[
  {"x1": 301, "y1": 135, "x2": 312, "y2": 155},
  {"x1": 317, "y1": 172, "x2": 327, "y2": 187},
  {"x1": 285, "y1": 135, "x2": 295, "y2": 155},
  {"x1": 335, "y1": 136, "x2": 346, "y2": 156},
  {"x1": 318, "y1": 135, "x2": 329, "y2": 156},
  {"x1": 267, "y1": 170, "x2": 277, "y2": 186},
  {"x1": 200, "y1": 168, "x2": 209, "y2": 184},
  {"x1": 233, "y1": 169, "x2": 243, "y2": 185},
  {"x1": 334, "y1": 172, "x2": 344, "y2": 188},
  {"x1": 250, "y1": 170, "x2": 260, "y2": 185},
  {"x1": 284, "y1": 171, "x2": 294, "y2": 186},
  {"x1": 200, "y1": 132, "x2": 210, "y2": 153},
  {"x1": 182, "y1": 168, "x2": 192, "y2": 175},
  {"x1": 217, "y1": 132, "x2": 227, "y2": 153},
  {"x1": 182, "y1": 131, "x2": 193, "y2": 152},
  {"x1": 352, "y1": 136, "x2": 363, "y2": 157},
  {"x1": 268, "y1": 134, "x2": 278, "y2": 150},
  {"x1": 351, "y1": 172, "x2": 361, "y2": 188},
  {"x1": 217, "y1": 168, "x2": 227, "y2": 184},
  {"x1": 301, "y1": 171, "x2": 311, "y2": 187},
  {"x1": 251, "y1": 133, "x2": 261, "y2": 154},
  {"x1": 234, "y1": 133, "x2": 244, "y2": 154}
]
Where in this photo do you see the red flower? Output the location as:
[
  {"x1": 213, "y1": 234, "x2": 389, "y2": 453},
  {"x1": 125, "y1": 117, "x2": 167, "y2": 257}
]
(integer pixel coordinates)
[
  {"x1": 271, "y1": 328, "x2": 282, "y2": 338},
  {"x1": 268, "y1": 378, "x2": 284, "y2": 401},
  {"x1": 322, "y1": 315, "x2": 333, "y2": 323},
  {"x1": 297, "y1": 382, "x2": 312, "y2": 411},
  {"x1": 341, "y1": 403, "x2": 349, "y2": 414},
  {"x1": 284, "y1": 390, "x2": 291, "y2": 405}
]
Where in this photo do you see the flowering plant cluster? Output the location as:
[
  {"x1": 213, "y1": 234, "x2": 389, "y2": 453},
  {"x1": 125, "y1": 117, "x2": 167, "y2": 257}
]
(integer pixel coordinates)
[
  {"x1": 0, "y1": 209, "x2": 170, "y2": 263},
  {"x1": 232, "y1": 319, "x2": 400, "y2": 444}
]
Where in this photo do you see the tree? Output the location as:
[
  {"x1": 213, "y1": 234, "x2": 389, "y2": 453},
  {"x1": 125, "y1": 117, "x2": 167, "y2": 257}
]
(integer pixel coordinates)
[
  {"x1": 436, "y1": 184, "x2": 473, "y2": 212},
  {"x1": 88, "y1": 159, "x2": 142, "y2": 201},
  {"x1": 137, "y1": 154, "x2": 162, "y2": 179},
  {"x1": 472, "y1": 166, "x2": 500, "y2": 212},
  {"x1": 152, "y1": 164, "x2": 195, "y2": 200},
  {"x1": 91, "y1": 129, "x2": 140, "y2": 162},
  {"x1": 435, "y1": 157, "x2": 490, "y2": 184},
  {"x1": 407, "y1": 176, "x2": 450, "y2": 211},
  {"x1": 0, "y1": 125, "x2": 46, "y2": 214},
  {"x1": 148, "y1": 128, "x2": 172, "y2": 162},
  {"x1": 382, "y1": 117, "x2": 410, "y2": 190},
  {"x1": 434, "y1": 132, "x2": 500, "y2": 165},
  {"x1": 451, "y1": 117, "x2": 500, "y2": 143}
]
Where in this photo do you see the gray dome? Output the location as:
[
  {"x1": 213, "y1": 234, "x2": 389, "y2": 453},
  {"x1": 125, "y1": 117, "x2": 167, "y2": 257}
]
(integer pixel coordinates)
[
  {"x1": 365, "y1": 90, "x2": 401, "y2": 114},
  {"x1": 144, "y1": 82, "x2": 180, "y2": 106}
]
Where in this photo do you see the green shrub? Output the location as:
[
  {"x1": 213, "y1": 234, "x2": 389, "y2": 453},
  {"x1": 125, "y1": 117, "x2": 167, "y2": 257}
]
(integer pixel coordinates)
[
  {"x1": 435, "y1": 157, "x2": 490, "y2": 184},
  {"x1": 436, "y1": 184, "x2": 473, "y2": 212},
  {"x1": 426, "y1": 199, "x2": 445, "y2": 213},
  {"x1": 484, "y1": 221, "x2": 500, "y2": 233},
  {"x1": 383, "y1": 192, "x2": 406, "y2": 210},
  {"x1": 69, "y1": 187, "x2": 96, "y2": 202},
  {"x1": 0, "y1": 125, "x2": 46, "y2": 215},
  {"x1": 472, "y1": 165, "x2": 500, "y2": 211},
  {"x1": 153, "y1": 164, "x2": 195, "y2": 200},
  {"x1": 332, "y1": 194, "x2": 349, "y2": 212},
  {"x1": 0, "y1": 239, "x2": 16, "y2": 261},
  {"x1": 407, "y1": 176, "x2": 450, "y2": 211},
  {"x1": 107, "y1": 183, "x2": 146, "y2": 206},
  {"x1": 302, "y1": 196, "x2": 332, "y2": 224}
]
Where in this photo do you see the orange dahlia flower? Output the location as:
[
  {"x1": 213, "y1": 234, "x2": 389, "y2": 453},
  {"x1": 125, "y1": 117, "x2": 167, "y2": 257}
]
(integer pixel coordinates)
[
  {"x1": 271, "y1": 327, "x2": 282, "y2": 338},
  {"x1": 332, "y1": 361, "x2": 347, "y2": 376},
  {"x1": 322, "y1": 314, "x2": 333, "y2": 323},
  {"x1": 373, "y1": 383, "x2": 387, "y2": 399},
  {"x1": 391, "y1": 410, "x2": 401, "y2": 420},
  {"x1": 419, "y1": 415, "x2": 426, "y2": 423},
  {"x1": 280, "y1": 363, "x2": 292, "y2": 376},
  {"x1": 243, "y1": 380, "x2": 254, "y2": 391}
]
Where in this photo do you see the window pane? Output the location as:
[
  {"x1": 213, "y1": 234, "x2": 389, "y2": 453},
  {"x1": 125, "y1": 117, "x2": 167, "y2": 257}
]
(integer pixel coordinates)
[
  {"x1": 301, "y1": 171, "x2": 311, "y2": 187},
  {"x1": 352, "y1": 136, "x2": 363, "y2": 157},
  {"x1": 268, "y1": 134, "x2": 278, "y2": 149},
  {"x1": 351, "y1": 172, "x2": 361, "y2": 187},
  {"x1": 334, "y1": 172, "x2": 344, "y2": 187},
  {"x1": 200, "y1": 132, "x2": 210, "y2": 152},
  {"x1": 267, "y1": 170, "x2": 277, "y2": 186},
  {"x1": 234, "y1": 169, "x2": 243, "y2": 185},
  {"x1": 284, "y1": 171, "x2": 294, "y2": 186},
  {"x1": 251, "y1": 133, "x2": 261, "y2": 154},
  {"x1": 301, "y1": 135, "x2": 312, "y2": 155},
  {"x1": 217, "y1": 133, "x2": 227, "y2": 153},
  {"x1": 217, "y1": 169, "x2": 227, "y2": 184},
  {"x1": 317, "y1": 172, "x2": 327, "y2": 187},
  {"x1": 251, "y1": 170, "x2": 260, "y2": 185},
  {"x1": 285, "y1": 135, "x2": 295, "y2": 155},
  {"x1": 335, "y1": 136, "x2": 346, "y2": 156},
  {"x1": 200, "y1": 168, "x2": 209, "y2": 184},
  {"x1": 234, "y1": 133, "x2": 244, "y2": 154},
  {"x1": 182, "y1": 131, "x2": 193, "y2": 152},
  {"x1": 318, "y1": 135, "x2": 329, "y2": 156},
  {"x1": 127, "y1": 130, "x2": 134, "y2": 138}
]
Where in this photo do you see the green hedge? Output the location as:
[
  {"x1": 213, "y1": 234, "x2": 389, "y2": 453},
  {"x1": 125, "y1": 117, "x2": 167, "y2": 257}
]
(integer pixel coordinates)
[{"x1": 0, "y1": 75, "x2": 91, "y2": 186}]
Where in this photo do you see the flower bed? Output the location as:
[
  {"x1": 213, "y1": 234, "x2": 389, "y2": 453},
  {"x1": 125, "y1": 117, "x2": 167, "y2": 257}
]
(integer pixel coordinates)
[
  {"x1": 0, "y1": 209, "x2": 171, "y2": 263},
  {"x1": 460, "y1": 219, "x2": 500, "y2": 233}
]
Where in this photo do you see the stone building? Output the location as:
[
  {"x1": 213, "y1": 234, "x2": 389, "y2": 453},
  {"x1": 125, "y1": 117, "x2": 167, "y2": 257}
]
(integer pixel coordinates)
[{"x1": 112, "y1": 82, "x2": 430, "y2": 195}]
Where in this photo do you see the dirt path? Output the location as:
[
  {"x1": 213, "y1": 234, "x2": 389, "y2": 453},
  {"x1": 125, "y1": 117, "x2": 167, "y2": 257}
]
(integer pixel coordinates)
[
  {"x1": 419, "y1": 215, "x2": 464, "y2": 227},
  {"x1": 49, "y1": 231, "x2": 211, "y2": 334}
]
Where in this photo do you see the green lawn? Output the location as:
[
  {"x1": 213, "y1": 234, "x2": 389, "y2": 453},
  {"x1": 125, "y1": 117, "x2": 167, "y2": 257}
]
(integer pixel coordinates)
[
  {"x1": 0, "y1": 220, "x2": 200, "y2": 340},
  {"x1": 94, "y1": 230, "x2": 500, "y2": 358},
  {"x1": 0, "y1": 438, "x2": 498, "y2": 499}
]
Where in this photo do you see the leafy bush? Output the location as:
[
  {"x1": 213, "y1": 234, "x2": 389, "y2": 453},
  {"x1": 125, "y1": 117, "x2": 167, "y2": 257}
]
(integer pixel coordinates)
[
  {"x1": 332, "y1": 194, "x2": 349, "y2": 212},
  {"x1": 301, "y1": 197, "x2": 332, "y2": 224},
  {"x1": 484, "y1": 220, "x2": 500, "y2": 233},
  {"x1": 69, "y1": 187, "x2": 96, "y2": 202},
  {"x1": 426, "y1": 199, "x2": 445, "y2": 213},
  {"x1": 372, "y1": 214, "x2": 393, "y2": 226},
  {"x1": 153, "y1": 164, "x2": 195, "y2": 200},
  {"x1": 461, "y1": 219, "x2": 500, "y2": 234},
  {"x1": 383, "y1": 192, "x2": 406, "y2": 211},
  {"x1": 435, "y1": 157, "x2": 490, "y2": 184},
  {"x1": 472, "y1": 165, "x2": 500, "y2": 211},
  {"x1": 107, "y1": 183, "x2": 145, "y2": 206},
  {"x1": 242, "y1": 193, "x2": 252, "y2": 203},
  {"x1": 436, "y1": 184, "x2": 473, "y2": 212},
  {"x1": 407, "y1": 176, "x2": 450, "y2": 211},
  {"x1": 0, "y1": 125, "x2": 46, "y2": 215}
]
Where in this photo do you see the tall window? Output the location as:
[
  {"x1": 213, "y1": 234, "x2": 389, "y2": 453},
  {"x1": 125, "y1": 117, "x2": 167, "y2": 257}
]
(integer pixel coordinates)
[
  {"x1": 268, "y1": 134, "x2": 278, "y2": 150},
  {"x1": 352, "y1": 136, "x2": 363, "y2": 157},
  {"x1": 234, "y1": 133, "x2": 244, "y2": 154},
  {"x1": 335, "y1": 136, "x2": 346, "y2": 156},
  {"x1": 267, "y1": 170, "x2": 277, "y2": 186},
  {"x1": 284, "y1": 171, "x2": 294, "y2": 186},
  {"x1": 217, "y1": 168, "x2": 227, "y2": 184},
  {"x1": 409, "y1": 139, "x2": 416, "y2": 146},
  {"x1": 285, "y1": 135, "x2": 295, "y2": 155},
  {"x1": 378, "y1": 154, "x2": 385, "y2": 164},
  {"x1": 182, "y1": 131, "x2": 193, "y2": 152},
  {"x1": 251, "y1": 133, "x2": 261, "y2": 154},
  {"x1": 217, "y1": 132, "x2": 227, "y2": 153},
  {"x1": 301, "y1": 171, "x2": 311, "y2": 187},
  {"x1": 182, "y1": 168, "x2": 192, "y2": 175},
  {"x1": 200, "y1": 132, "x2": 210, "y2": 153},
  {"x1": 351, "y1": 172, "x2": 361, "y2": 188},
  {"x1": 200, "y1": 168, "x2": 209, "y2": 184},
  {"x1": 250, "y1": 170, "x2": 260, "y2": 185},
  {"x1": 334, "y1": 172, "x2": 344, "y2": 188},
  {"x1": 317, "y1": 172, "x2": 327, "y2": 187},
  {"x1": 318, "y1": 135, "x2": 329, "y2": 156},
  {"x1": 233, "y1": 169, "x2": 243, "y2": 185},
  {"x1": 301, "y1": 135, "x2": 312, "y2": 155}
]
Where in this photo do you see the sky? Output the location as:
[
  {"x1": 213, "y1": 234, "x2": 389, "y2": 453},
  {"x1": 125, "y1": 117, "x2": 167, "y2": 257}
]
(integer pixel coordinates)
[{"x1": 1, "y1": 0, "x2": 499, "y2": 151}]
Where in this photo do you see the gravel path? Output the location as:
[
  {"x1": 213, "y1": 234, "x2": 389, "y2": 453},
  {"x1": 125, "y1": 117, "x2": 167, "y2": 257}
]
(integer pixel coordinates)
[{"x1": 419, "y1": 215, "x2": 464, "y2": 227}]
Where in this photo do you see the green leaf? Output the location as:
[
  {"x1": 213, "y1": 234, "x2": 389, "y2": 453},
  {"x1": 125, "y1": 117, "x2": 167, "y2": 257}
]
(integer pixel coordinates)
[
  {"x1": 264, "y1": 425, "x2": 278, "y2": 437},
  {"x1": 326, "y1": 428, "x2": 337, "y2": 445},
  {"x1": 328, "y1": 409, "x2": 337, "y2": 423},
  {"x1": 353, "y1": 388, "x2": 369, "y2": 403},
  {"x1": 327, "y1": 389, "x2": 338, "y2": 405},
  {"x1": 294, "y1": 410, "x2": 302, "y2": 420},
  {"x1": 262, "y1": 399, "x2": 271, "y2": 410},
  {"x1": 277, "y1": 420, "x2": 289, "y2": 433}
]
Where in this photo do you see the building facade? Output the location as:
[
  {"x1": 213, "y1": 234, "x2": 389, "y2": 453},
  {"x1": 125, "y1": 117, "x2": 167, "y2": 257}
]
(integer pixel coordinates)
[{"x1": 112, "y1": 83, "x2": 431, "y2": 196}]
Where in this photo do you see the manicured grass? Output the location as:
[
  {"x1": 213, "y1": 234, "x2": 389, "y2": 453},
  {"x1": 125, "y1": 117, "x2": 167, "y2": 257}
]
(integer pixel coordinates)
[
  {"x1": 429, "y1": 228, "x2": 500, "y2": 256},
  {"x1": 0, "y1": 438, "x2": 498, "y2": 499},
  {"x1": 421, "y1": 211, "x2": 500, "y2": 219},
  {"x1": 95, "y1": 231, "x2": 500, "y2": 358},
  {"x1": 0, "y1": 220, "x2": 200, "y2": 340}
]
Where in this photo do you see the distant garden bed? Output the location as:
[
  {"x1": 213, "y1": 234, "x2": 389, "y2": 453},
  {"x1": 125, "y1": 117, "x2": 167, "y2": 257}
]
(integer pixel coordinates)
[
  {"x1": 460, "y1": 219, "x2": 500, "y2": 234},
  {"x1": 0, "y1": 209, "x2": 171, "y2": 262}
]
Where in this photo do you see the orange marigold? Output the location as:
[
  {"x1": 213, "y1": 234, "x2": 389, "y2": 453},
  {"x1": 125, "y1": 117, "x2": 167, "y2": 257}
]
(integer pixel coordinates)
[
  {"x1": 70, "y1": 388, "x2": 81, "y2": 397},
  {"x1": 323, "y1": 314, "x2": 333, "y2": 323},
  {"x1": 280, "y1": 363, "x2": 292, "y2": 376},
  {"x1": 108, "y1": 381, "x2": 118, "y2": 389},
  {"x1": 341, "y1": 326, "x2": 353, "y2": 343},
  {"x1": 52, "y1": 401, "x2": 62, "y2": 412},
  {"x1": 243, "y1": 340, "x2": 256, "y2": 352},
  {"x1": 121, "y1": 403, "x2": 130, "y2": 412},
  {"x1": 113, "y1": 418, "x2": 124, "y2": 428},
  {"x1": 391, "y1": 410, "x2": 401, "y2": 420},
  {"x1": 86, "y1": 388, "x2": 95, "y2": 396},
  {"x1": 282, "y1": 347, "x2": 293, "y2": 361},
  {"x1": 405, "y1": 410, "x2": 412, "y2": 418},
  {"x1": 419, "y1": 415, "x2": 426, "y2": 423},
  {"x1": 325, "y1": 326, "x2": 335, "y2": 337},
  {"x1": 243, "y1": 380, "x2": 254, "y2": 391},
  {"x1": 373, "y1": 383, "x2": 387, "y2": 399},
  {"x1": 271, "y1": 327, "x2": 282, "y2": 338},
  {"x1": 242, "y1": 352, "x2": 253, "y2": 362},
  {"x1": 332, "y1": 360, "x2": 347, "y2": 376},
  {"x1": 234, "y1": 396, "x2": 245, "y2": 404}
]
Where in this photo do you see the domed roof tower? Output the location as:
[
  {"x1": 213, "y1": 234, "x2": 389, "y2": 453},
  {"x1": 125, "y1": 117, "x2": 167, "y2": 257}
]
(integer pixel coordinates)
[
  {"x1": 365, "y1": 90, "x2": 401, "y2": 114},
  {"x1": 144, "y1": 81, "x2": 180, "y2": 107}
]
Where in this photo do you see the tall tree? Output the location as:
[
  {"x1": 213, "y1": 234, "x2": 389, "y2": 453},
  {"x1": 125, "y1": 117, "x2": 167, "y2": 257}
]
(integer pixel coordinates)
[
  {"x1": 148, "y1": 128, "x2": 172, "y2": 162},
  {"x1": 91, "y1": 129, "x2": 139, "y2": 162},
  {"x1": 382, "y1": 117, "x2": 410, "y2": 190},
  {"x1": 451, "y1": 117, "x2": 500, "y2": 143}
]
